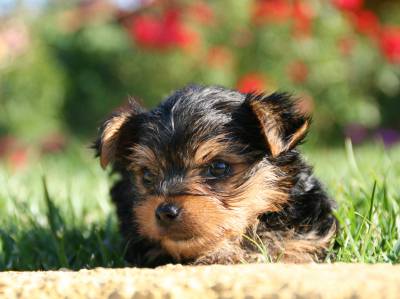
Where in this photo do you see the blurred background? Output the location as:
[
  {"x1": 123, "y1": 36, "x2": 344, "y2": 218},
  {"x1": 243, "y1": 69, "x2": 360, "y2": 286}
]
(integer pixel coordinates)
[{"x1": 0, "y1": 0, "x2": 400, "y2": 170}]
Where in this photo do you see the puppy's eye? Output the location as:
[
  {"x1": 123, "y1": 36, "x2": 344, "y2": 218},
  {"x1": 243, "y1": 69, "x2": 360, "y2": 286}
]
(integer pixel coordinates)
[
  {"x1": 142, "y1": 168, "x2": 155, "y2": 186},
  {"x1": 207, "y1": 161, "x2": 230, "y2": 178}
]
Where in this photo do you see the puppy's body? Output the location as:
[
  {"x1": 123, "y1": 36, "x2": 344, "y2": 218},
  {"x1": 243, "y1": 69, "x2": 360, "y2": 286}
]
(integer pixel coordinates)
[{"x1": 96, "y1": 85, "x2": 337, "y2": 267}]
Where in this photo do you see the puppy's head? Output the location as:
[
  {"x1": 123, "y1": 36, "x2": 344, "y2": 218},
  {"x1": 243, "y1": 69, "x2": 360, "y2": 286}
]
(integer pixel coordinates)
[{"x1": 96, "y1": 85, "x2": 309, "y2": 260}]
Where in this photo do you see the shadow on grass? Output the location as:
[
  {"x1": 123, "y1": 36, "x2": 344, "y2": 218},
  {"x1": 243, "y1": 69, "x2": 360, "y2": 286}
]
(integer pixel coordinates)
[{"x1": 0, "y1": 178, "x2": 127, "y2": 271}]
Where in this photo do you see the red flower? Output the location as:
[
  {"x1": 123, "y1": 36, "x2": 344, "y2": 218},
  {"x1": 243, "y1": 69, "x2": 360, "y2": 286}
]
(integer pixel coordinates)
[
  {"x1": 181, "y1": 28, "x2": 200, "y2": 52},
  {"x1": 350, "y1": 10, "x2": 380, "y2": 38},
  {"x1": 252, "y1": 0, "x2": 292, "y2": 24},
  {"x1": 296, "y1": 92, "x2": 315, "y2": 115},
  {"x1": 131, "y1": 15, "x2": 162, "y2": 48},
  {"x1": 187, "y1": 2, "x2": 215, "y2": 25},
  {"x1": 206, "y1": 46, "x2": 233, "y2": 68},
  {"x1": 162, "y1": 10, "x2": 182, "y2": 45},
  {"x1": 41, "y1": 133, "x2": 67, "y2": 154},
  {"x1": 337, "y1": 37, "x2": 356, "y2": 56},
  {"x1": 236, "y1": 73, "x2": 267, "y2": 93},
  {"x1": 287, "y1": 60, "x2": 308, "y2": 84},
  {"x1": 0, "y1": 135, "x2": 28, "y2": 170},
  {"x1": 332, "y1": 0, "x2": 363, "y2": 11},
  {"x1": 9, "y1": 148, "x2": 28, "y2": 170},
  {"x1": 129, "y1": 9, "x2": 199, "y2": 51},
  {"x1": 0, "y1": 136, "x2": 17, "y2": 158},
  {"x1": 380, "y1": 27, "x2": 400, "y2": 64},
  {"x1": 253, "y1": 0, "x2": 315, "y2": 38},
  {"x1": 293, "y1": 1, "x2": 314, "y2": 38},
  {"x1": 232, "y1": 28, "x2": 253, "y2": 48}
]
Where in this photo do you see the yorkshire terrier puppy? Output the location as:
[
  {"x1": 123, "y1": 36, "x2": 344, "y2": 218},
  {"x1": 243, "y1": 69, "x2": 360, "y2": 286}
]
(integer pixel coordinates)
[{"x1": 95, "y1": 85, "x2": 337, "y2": 267}]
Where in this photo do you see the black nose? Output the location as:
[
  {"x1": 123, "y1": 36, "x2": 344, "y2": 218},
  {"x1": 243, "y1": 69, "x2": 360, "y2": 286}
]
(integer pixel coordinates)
[{"x1": 155, "y1": 203, "x2": 181, "y2": 226}]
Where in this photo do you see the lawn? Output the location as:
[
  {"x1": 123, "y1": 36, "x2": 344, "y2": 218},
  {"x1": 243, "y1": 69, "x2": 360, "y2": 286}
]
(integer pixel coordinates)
[{"x1": 0, "y1": 141, "x2": 399, "y2": 270}]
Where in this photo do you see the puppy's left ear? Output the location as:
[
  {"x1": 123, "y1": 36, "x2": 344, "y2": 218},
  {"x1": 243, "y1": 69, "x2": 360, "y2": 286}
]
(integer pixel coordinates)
[
  {"x1": 246, "y1": 92, "x2": 310, "y2": 157},
  {"x1": 94, "y1": 98, "x2": 144, "y2": 169}
]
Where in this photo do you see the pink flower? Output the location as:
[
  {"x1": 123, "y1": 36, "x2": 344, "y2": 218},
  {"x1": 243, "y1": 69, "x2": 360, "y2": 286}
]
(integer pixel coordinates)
[
  {"x1": 0, "y1": 23, "x2": 30, "y2": 59},
  {"x1": 236, "y1": 73, "x2": 267, "y2": 93}
]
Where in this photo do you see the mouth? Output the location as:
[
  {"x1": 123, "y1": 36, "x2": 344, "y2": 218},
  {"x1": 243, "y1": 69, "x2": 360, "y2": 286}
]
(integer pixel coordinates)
[
  {"x1": 160, "y1": 234, "x2": 215, "y2": 259},
  {"x1": 158, "y1": 227, "x2": 194, "y2": 242}
]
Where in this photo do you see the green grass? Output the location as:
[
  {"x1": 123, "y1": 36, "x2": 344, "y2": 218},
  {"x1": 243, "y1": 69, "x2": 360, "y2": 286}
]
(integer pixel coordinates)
[{"x1": 0, "y1": 141, "x2": 399, "y2": 270}]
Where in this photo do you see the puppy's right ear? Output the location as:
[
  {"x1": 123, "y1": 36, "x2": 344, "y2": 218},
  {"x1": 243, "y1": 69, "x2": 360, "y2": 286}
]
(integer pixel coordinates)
[
  {"x1": 244, "y1": 92, "x2": 310, "y2": 157},
  {"x1": 95, "y1": 98, "x2": 144, "y2": 169}
]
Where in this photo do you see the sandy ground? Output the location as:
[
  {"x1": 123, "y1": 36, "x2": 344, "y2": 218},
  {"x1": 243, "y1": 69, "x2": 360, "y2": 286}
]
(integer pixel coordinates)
[{"x1": 1, "y1": 263, "x2": 400, "y2": 299}]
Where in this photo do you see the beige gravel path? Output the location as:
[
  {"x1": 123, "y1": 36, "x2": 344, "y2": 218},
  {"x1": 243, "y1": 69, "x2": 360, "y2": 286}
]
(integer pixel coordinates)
[{"x1": 1, "y1": 263, "x2": 400, "y2": 299}]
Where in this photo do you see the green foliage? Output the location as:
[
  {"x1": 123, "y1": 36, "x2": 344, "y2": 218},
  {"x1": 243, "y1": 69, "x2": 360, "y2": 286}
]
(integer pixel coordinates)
[
  {"x1": 0, "y1": 37, "x2": 65, "y2": 140},
  {"x1": 321, "y1": 142, "x2": 400, "y2": 263},
  {"x1": 0, "y1": 1, "x2": 399, "y2": 142},
  {"x1": 0, "y1": 145, "x2": 126, "y2": 270}
]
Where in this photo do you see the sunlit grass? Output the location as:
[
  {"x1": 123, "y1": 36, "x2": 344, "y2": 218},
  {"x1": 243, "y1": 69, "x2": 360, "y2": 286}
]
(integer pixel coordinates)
[
  {"x1": 309, "y1": 141, "x2": 400, "y2": 263},
  {"x1": 0, "y1": 141, "x2": 399, "y2": 270},
  {"x1": 0, "y1": 144, "x2": 126, "y2": 270}
]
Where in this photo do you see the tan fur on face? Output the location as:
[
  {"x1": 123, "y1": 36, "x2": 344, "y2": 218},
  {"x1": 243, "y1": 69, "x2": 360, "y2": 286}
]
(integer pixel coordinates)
[
  {"x1": 130, "y1": 132, "x2": 291, "y2": 261},
  {"x1": 133, "y1": 196, "x2": 163, "y2": 242},
  {"x1": 128, "y1": 144, "x2": 161, "y2": 169},
  {"x1": 126, "y1": 145, "x2": 165, "y2": 194},
  {"x1": 194, "y1": 135, "x2": 233, "y2": 164},
  {"x1": 226, "y1": 164, "x2": 289, "y2": 214},
  {"x1": 133, "y1": 194, "x2": 249, "y2": 260},
  {"x1": 133, "y1": 161, "x2": 289, "y2": 261}
]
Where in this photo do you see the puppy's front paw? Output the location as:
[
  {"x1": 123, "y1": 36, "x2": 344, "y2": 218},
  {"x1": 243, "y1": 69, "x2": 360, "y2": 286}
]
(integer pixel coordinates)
[
  {"x1": 192, "y1": 244, "x2": 246, "y2": 265},
  {"x1": 193, "y1": 253, "x2": 241, "y2": 265}
]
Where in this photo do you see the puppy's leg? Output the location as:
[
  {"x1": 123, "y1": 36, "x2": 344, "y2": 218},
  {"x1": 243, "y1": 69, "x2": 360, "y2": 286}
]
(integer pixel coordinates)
[
  {"x1": 256, "y1": 224, "x2": 337, "y2": 263},
  {"x1": 192, "y1": 241, "x2": 246, "y2": 265}
]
